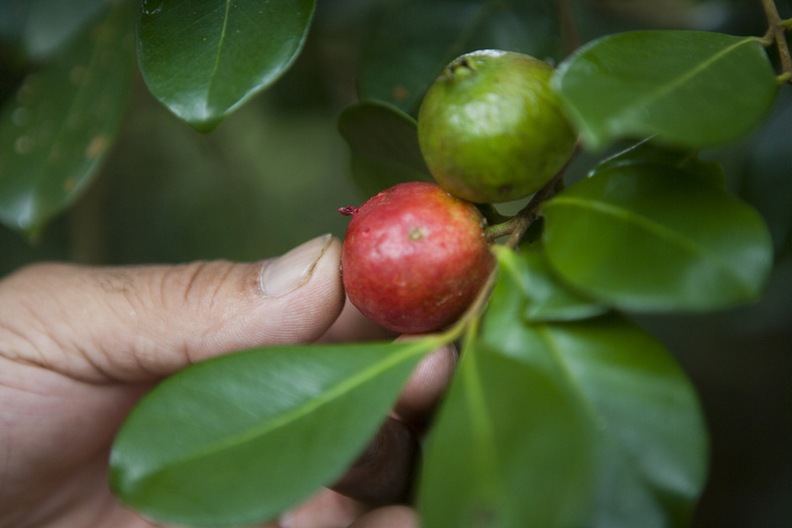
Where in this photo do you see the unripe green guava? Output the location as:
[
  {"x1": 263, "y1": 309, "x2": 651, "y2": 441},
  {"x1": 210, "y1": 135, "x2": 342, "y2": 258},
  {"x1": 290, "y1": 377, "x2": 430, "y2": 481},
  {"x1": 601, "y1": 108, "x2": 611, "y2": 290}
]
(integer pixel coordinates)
[
  {"x1": 340, "y1": 182, "x2": 494, "y2": 334},
  {"x1": 417, "y1": 49, "x2": 577, "y2": 203}
]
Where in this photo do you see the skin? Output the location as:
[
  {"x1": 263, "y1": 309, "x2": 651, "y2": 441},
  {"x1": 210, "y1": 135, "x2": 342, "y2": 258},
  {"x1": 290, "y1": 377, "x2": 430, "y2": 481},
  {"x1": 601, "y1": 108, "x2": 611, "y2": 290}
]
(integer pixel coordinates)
[
  {"x1": 341, "y1": 182, "x2": 494, "y2": 334},
  {"x1": 0, "y1": 234, "x2": 453, "y2": 528},
  {"x1": 418, "y1": 49, "x2": 578, "y2": 203}
]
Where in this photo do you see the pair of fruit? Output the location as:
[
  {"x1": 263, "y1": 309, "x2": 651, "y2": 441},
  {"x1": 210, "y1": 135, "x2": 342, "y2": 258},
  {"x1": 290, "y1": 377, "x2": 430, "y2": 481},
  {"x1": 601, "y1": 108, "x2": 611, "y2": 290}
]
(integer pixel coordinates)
[{"x1": 341, "y1": 50, "x2": 578, "y2": 333}]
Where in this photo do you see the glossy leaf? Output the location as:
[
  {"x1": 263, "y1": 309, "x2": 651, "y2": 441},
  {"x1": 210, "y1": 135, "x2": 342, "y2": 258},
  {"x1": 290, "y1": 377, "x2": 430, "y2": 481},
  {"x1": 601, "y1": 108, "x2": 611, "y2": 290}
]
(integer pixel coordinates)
[
  {"x1": 358, "y1": 0, "x2": 560, "y2": 115},
  {"x1": 0, "y1": 0, "x2": 134, "y2": 236},
  {"x1": 418, "y1": 335, "x2": 594, "y2": 528},
  {"x1": 337, "y1": 101, "x2": 431, "y2": 196},
  {"x1": 479, "y1": 265, "x2": 709, "y2": 528},
  {"x1": 111, "y1": 339, "x2": 440, "y2": 526},
  {"x1": 592, "y1": 138, "x2": 725, "y2": 187},
  {"x1": 137, "y1": 0, "x2": 316, "y2": 131},
  {"x1": 491, "y1": 245, "x2": 607, "y2": 322},
  {"x1": 542, "y1": 165, "x2": 773, "y2": 311},
  {"x1": 480, "y1": 310, "x2": 709, "y2": 528},
  {"x1": 554, "y1": 30, "x2": 779, "y2": 150}
]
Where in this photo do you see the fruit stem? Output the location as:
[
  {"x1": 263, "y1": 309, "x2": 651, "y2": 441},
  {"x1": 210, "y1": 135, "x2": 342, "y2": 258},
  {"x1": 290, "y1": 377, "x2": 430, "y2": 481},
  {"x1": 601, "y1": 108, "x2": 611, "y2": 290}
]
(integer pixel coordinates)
[
  {"x1": 442, "y1": 267, "x2": 498, "y2": 343},
  {"x1": 484, "y1": 217, "x2": 520, "y2": 241},
  {"x1": 445, "y1": 147, "x2": 578, "y2": 340},
  {"x1": 506, "y1": 171, "x2": 565, "y2": 249},
  {"x1": 484, "y1": 168, "x2": 568, "y2": 246}
]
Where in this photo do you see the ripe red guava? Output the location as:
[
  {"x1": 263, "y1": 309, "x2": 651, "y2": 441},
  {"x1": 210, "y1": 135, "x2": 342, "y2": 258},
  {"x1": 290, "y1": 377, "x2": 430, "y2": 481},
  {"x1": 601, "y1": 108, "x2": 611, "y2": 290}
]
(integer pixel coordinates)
[{"x1": 340, "y1": 182, "x2": 494, "y2": 334}]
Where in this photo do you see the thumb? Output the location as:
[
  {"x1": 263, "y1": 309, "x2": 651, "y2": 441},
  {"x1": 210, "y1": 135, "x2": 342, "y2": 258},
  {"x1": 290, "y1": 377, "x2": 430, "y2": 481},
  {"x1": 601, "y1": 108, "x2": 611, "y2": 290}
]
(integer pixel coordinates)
[{"x1": 0, "y1": 234, "x2": 344, "y2": 383}]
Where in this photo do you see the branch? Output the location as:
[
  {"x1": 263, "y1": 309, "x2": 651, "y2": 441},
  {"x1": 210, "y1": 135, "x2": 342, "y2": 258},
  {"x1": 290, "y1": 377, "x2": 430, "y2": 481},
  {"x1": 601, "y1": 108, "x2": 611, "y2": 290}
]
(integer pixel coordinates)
[
  {"x1": 554, "y1": 0, "x2": 581, "y2": 57},
  {"x1": 762, "y1": 0, "x2": 792, "y2": 84}
]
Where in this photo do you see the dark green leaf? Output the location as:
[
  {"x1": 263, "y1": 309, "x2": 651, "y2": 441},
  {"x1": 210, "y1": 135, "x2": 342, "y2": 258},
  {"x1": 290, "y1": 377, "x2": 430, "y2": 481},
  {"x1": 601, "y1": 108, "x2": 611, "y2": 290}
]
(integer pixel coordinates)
[
  {"x1": 592, "y1": 139, "x2": 725, "y2": 187},
  {"x1": 554, "y1": 30, "x2": 779, "y2": 150},
  {"x1": 542, "y1": 164, "x2": 773, "y2": 311},
  {"x1": 478, "y1": 312, "x2": 709, "y2": 528},
  {"x1": 358, "y1": 0, "x2": 561, "y2": 115},
  {"x1": 110, "y1": 339, "x2": 439, "y2": 526},
  {"x1": 491, "y1": 245, "x2": 607, "y2": 322},
  {"x1": 418, "y1": 336, "x2": 594, "y2": 528},
  {"x1": 137, "y1": 0, "x2": 316, "y2": 131},
  {"x1": 337, "y1": 101, "x2": 431, "y2": 197},
  {"x1": 0, "y1": 0, "x2": 134, "y2": 236}
]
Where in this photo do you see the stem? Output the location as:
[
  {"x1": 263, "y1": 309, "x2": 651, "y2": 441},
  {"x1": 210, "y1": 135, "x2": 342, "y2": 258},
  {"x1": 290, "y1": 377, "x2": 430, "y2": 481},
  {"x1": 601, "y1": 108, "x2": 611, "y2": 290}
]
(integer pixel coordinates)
[
  {"x1": 483, "y1": 145, "x2": 576, "y2": 247},
  {"x1": 484, "y1": 216, "x2": 520, "y2": 241},
  {"x1": 443, "y1": 268, "x2": 498, "y2": 344},
  {"x1": 444, "y1": 148, "x2": 578, "y2": 340},
  {"x1": 554, "y1": 0, "x2": 581, "y2": 56},
  {"x1": 504, "y1": 172, "x2": 565, "y2": 249},
  {"x1": 762, "y1": 0, "x2": 792, "y2": 84}
]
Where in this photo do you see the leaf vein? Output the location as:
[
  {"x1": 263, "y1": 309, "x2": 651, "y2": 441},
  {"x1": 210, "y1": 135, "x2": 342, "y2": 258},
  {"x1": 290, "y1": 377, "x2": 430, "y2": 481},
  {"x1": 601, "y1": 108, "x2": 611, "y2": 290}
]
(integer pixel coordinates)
[
  {"x1": 549, "y1": 196, "x2": 747, "y2": 289},
  {"x1": 144, "y1": 341, "x2": 436, "y2": 480}
]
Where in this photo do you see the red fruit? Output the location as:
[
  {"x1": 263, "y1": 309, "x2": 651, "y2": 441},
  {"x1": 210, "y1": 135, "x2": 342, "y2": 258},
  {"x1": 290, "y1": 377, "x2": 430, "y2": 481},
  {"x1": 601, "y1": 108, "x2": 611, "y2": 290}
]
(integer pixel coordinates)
[{"x1": 340, "y1": 181, "x2": 494, "y2": 334}]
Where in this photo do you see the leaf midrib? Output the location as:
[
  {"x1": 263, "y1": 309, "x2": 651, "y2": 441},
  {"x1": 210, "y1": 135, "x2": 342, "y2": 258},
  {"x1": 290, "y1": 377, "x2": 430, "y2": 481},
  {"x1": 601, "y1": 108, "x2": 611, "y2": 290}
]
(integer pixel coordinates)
[
  {"x1": 535, "y1": 324, "x2": 663, "y2": 506},
  {"x1": 139, "y1": 341, "x2": 435, "y2": 482},
  {"x1": 547, "y1": 195, "x2": 750, "y2": 294},
  {"x1": 204, "y1": 0, "x2": 232, "y2": 107},
  {"x1": 607, "y1": 35, "x2": 756, "y2": 131}
]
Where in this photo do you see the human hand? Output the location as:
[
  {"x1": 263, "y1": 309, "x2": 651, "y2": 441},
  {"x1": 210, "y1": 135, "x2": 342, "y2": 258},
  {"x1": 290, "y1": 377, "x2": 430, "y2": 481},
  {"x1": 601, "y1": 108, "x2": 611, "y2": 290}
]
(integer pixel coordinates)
[{"x1": 0, "y1": 234, "x2": 454, "y2": 528}]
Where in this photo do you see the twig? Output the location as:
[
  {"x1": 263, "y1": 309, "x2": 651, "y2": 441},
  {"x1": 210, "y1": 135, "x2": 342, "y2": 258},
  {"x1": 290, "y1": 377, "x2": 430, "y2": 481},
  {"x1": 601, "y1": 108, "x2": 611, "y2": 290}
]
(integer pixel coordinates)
[
  {"x1": 451, "y1": 148, "x2": 578, "y2": 334},
  {"x1": 553, "y1": 0, "x2": 581, "y2": 57},
  {"x1": 762, "y1": 0, "x2": 792, "y2": 84}
]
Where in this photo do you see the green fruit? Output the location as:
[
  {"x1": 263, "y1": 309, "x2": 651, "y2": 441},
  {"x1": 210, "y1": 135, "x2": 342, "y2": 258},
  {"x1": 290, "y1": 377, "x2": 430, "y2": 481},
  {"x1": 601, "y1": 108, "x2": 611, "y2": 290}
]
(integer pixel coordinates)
[{"x1": 417, "y1": 49, "x2": 577, "y2": 203}]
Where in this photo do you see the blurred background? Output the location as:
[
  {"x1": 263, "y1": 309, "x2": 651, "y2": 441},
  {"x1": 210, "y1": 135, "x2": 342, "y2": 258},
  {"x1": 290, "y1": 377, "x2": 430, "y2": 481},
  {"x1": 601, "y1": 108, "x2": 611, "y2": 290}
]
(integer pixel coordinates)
[{"x1": 0, "y1": 0, "x2": 790, "y2": 527}]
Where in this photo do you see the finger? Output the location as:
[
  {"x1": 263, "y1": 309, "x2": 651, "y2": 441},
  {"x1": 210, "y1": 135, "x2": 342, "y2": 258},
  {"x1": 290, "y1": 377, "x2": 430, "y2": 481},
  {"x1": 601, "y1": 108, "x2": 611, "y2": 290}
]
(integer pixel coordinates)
[
  {"x1": 320, "y1": 296, "x2": 398, "y2": 343},
  {"x1": 393, "y1": 340, "x2": 458, "y2": 430},
  {"x1": 347, "y1": 505, "x2": 419, "y2": 528},
  {"x1": 0, "y1": 234, "x2": 344, "y2": 383},
  {"x1": 330, "y1": 417, "x2": 419, "y2": 506},
  {"x1": 278, "y1": 488, "x2": 366, "y2": 528}
]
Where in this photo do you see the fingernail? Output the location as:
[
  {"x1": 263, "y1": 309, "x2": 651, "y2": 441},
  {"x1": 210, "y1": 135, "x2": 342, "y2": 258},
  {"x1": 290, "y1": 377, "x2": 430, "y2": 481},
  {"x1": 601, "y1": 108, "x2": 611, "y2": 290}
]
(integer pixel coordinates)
[{"x1": 259, "y1": 234, "x2": 333, "y2": 297}]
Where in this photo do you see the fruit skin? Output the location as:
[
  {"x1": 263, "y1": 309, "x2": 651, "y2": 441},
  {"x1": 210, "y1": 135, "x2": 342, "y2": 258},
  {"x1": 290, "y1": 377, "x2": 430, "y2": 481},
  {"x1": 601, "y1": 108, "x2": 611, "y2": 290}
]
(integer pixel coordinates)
[
  {"x1": 418, "y1": 49, "x2": 577, "y2": 204},
  {"x1": 341, "y1": 182, "x2": 494, "y2": 334}
]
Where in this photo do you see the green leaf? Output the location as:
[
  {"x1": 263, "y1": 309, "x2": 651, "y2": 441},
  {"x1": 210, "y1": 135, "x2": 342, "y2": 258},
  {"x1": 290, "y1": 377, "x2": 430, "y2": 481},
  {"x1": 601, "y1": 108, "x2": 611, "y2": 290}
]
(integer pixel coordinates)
[
  {"x1": 0, "y1": 0, "x2": 134, "y2": 236},
  {"x1": 542, "y1": 164, "x2": 773, "y2": 311},
  {"x1": 479, "y1": 312, "x2": 709, "y2": 528},
  {"x1": 358, "y1": 0, "x2": 561, "y2": 115},
  {"x1": 110, "y1": 339, "x2": 439, "y2": 526},
  {"x1": 592, "y1": 139, "x2": 725, "y2": 187},
  {"x1": 418, "y1": 335, "x2": 594, "y2": 528},
  {"x1": 137, "y1": 0, "x2": 316, "y2": 131},
  {"x1": 553, "y1": 30, "x2": 779, "y2": 150},
  {"x1": 491, "y1": 245, "x2": 607, "y2": 322},
  {"x1": 337, "y1": 100, "x2": 431, "y2": 197}
]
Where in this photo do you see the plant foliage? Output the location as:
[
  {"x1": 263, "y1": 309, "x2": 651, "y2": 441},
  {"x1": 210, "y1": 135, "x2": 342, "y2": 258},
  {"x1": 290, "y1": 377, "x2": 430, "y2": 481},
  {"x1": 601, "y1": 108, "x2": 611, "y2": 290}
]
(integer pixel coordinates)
[{"x1": 1, "y1": 0, "x2": 790, "y2": 526}]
